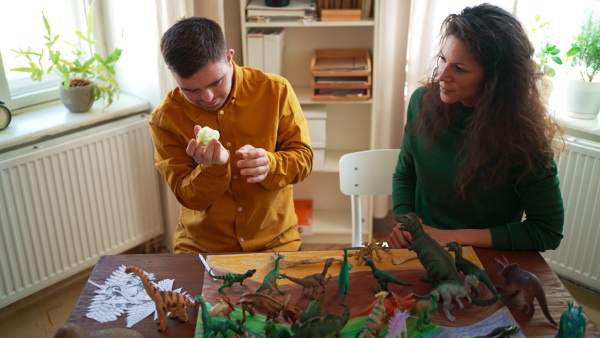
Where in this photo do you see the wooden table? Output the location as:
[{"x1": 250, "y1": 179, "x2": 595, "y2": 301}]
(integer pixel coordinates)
[{"x1": 67, "y1": 248, "x2": 599, "y2": 337}]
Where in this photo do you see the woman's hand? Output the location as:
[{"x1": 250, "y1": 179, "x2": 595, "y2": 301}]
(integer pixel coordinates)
[{"x1": 387, "y1": 221, "x2": 493, "y2": 248}]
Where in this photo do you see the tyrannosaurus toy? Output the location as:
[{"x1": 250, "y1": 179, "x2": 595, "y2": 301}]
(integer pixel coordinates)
[
  {"x1": 208, "y1": 268, "x2": 256, "y2": 294},
  {"x1": 494, "y1": 256, "x2": 557, "y2": 327}
]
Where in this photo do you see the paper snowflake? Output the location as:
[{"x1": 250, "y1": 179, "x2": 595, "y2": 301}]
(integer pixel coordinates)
[{"x1": 85, "y1": 264, "x2": 187, "y2": 328}]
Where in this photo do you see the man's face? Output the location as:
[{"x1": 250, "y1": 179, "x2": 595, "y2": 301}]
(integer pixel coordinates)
[{"x1": 172, "y1": 49, "x2": 235, "y2": 111}]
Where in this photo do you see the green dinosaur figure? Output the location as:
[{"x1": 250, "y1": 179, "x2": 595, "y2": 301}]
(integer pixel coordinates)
[
  {"x1": 556, "y1": 300, "x2": 586, "y2": 338},
  {"x1": 264, "y1": 319, "x2": 292, "y2": 338},
  {"x1": 408, "y1": 274, "x2": 482, "y2": 322},
  {"x1": 362, "y1": 257, "x2": 412, "y2": 293},
  {"x1": 411, "y1": 290, "x2": 440, "y2": 332},
  {"x1": 338, "y1": 248, "x2": 353, "y2": 306},
  {"x1": 291, "y1": 297, "x2": 350, "y2": 337},
  {"x1": 446, "y1": 242, "x2": 516, "y2": 306},
  {"x1": 395, "y1": 212, "x2": 463, "y2": 286},
  {"x1": 208, "y1": 268, "x2": 256, "y2": 294},
  {"x1": 195, "y1": 295, "x2": 241, "y2": 338},
  {"x1": 256, "y1": 253, "x2": 286, "y2": 296}
]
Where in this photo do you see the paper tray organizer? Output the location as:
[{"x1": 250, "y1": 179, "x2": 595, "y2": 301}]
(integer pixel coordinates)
[{"x1": 310, "y1": 49, "x2": 372, "y2": 101}]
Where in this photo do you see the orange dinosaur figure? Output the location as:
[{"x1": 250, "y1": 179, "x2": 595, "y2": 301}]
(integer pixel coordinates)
[{"x1": 350, "y1": 292, "x2": 415, "y2": 322}]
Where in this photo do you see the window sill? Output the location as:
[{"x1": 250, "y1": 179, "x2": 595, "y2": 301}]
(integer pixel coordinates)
[{"x1": 0, "y1": 93, "x2": 151, "y2": 153}]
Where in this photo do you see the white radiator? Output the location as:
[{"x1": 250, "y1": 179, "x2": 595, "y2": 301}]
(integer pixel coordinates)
[
  {"x1": 542, "y1": 137, "x2": 600, "y2": 292},
  {"x1": 0, "y1": 114, "x2": 164, "y2": 308}
]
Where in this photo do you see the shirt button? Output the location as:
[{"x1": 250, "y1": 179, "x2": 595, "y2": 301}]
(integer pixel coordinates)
[
  {"x1": 240, "y1": 237, "x2": 245, "y2": 242},
  {"x1": 226, "y1": 142, "x2": 232, "y2": 147},
  {"x1": 219, "y1": 110, "x2": 224, "y2": 115},
  {"x1": 233, "y1": 175, "x2": 238, "y2": 180},
  {"x1": 238, "y1": 207, "x2": 243, "y2": 211}
]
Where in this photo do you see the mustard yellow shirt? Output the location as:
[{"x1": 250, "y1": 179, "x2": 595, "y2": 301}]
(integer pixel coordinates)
[{"x1": 149, "y1": 63, "x2": 313, "y2": 253}]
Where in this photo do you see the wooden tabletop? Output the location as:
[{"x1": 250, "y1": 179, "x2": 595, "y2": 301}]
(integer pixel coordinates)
[{"x1": 67, "y1": 248, "x2": 599, "y2": 337}]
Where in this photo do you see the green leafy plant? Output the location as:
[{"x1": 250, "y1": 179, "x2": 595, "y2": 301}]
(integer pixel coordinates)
[
  {"x1": 10, "y1": 0, "x2": 122, "y2": 108},
  {"x1": 531, "y1": 15, "x2": 564, "y2": 77},
  {"x1": 569, "y1": 9, "x2": 600, "y2": 82}
]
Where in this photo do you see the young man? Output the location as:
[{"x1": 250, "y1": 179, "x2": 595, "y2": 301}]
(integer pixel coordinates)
[{"x1": 149, "y1": 17, "x2": 313, "y2": 253}]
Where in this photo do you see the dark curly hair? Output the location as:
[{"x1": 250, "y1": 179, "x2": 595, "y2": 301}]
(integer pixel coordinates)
[
  {"x1": 417, "y1": 3, "x2": 563, "y2": 196},
  {"x1": 160, "y1": 17, "x2": 227, "y2": 78}
]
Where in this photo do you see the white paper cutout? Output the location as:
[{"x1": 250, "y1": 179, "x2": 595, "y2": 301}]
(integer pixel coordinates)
[{"x1": 85, "y1": 264, "x2": 190, "y2": 328}]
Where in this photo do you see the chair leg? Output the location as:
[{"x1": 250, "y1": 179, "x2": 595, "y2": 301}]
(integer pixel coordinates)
[{"x1": 351, "y1": 195, "x2": 362, "y2": 247}]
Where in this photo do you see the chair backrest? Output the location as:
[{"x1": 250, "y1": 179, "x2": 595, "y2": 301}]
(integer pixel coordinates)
[
  {"x1": 339, "y1": 149, "x2": 400, "y2": 196},
  {"x1": 339, "y1": 149, "x2": 400, "y2": 247}
]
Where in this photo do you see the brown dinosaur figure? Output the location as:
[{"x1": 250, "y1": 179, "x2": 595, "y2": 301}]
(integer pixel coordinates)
[
  {"x1": 236, "y1": 292, "x2": 301, "y2": 324},
  {"x1": 277, "y1": 258, "x2": 334, "y2": 299},
  {"x1": 349, "y1": 239, "x2": 392, "y2": 266},
  {"x1": 494, "y1": 256, "x2": 557, "y2": 327},
  {"x1": 411, "y1": 290, "x2": 440, "y2": 332},
  {"x1": 356, "y1": 291, "x2": 389, "y2": 337},
  {"x1": 125, "y1": 266, "x2": 197, "y2": 332}
]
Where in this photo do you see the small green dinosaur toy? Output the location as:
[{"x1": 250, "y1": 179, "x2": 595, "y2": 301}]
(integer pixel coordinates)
[
  {"x1": 208, "y1": 268, "x2": 256, "y2": 294},
  {"x1": 362, "y1": 257, "x2": 412, "y2": 293},
  {"x1": 556, "y1": 300, "x2": 586, "y2": 338},
  {"x1": 264, "y1": 319, "x2": 292, "y2": 338},
  {"x1": 338, "y1": 248, "x2": 353, "y2": 306},
  {"x1": 446, "y1": 242, "x2": 516, "y2": 306},
  {"x1": 408, "y1": 274, "x2": 479, "y2": 322},
  {"x1": 256, "y1": 253, "x2": 286, "y2": 296},
  {"x1": 411, "y1": 290, "x2": 440, "y2": 332},
  {"x1": 195, "y1": 295, "x2": 241, "y2": 338},
  {"x1": 290, "y1": 297, "x2": 350, "y2": 337}
]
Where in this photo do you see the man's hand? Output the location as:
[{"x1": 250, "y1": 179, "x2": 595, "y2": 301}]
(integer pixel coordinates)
[
  {"x1": 186, "y1": 125, "x2": 228, "y2": 166},
  {"x1": 236, "y1": 145, "x2": 269, "y2": 183}
]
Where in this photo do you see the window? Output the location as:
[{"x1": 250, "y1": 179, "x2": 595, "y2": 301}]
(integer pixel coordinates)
[{"x1": 0, "y1": 0, "x2": 91, "y2": 112}]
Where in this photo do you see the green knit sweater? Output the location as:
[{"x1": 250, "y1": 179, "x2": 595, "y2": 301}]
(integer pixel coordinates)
[{"x1": 392, "y1": 87, "x2": 564, "y2": 251}]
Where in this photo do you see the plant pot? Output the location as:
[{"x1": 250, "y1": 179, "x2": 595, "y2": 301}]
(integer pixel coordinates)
[
  {"x1": 60, "y1": 82, "x2": 94, "y2": 113},
  {"x1": 566, "y1": 79, "x2": 600, "y2": 119}
]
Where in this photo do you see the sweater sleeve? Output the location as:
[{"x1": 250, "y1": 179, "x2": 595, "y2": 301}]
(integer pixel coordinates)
[
  {"x1": 392, "y1": 87, "x2": 424, "y2": 215},
  {"x1": 490, "y1": 159, "x2": 564, "y2": 251}
]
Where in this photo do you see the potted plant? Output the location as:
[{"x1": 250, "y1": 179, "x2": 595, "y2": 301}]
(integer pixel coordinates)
[
  {"x1": 530, "y1": 15, "x2": 565, "y2": 106},
  {"x1": 566, "y1": 9, "x2": 600, "y2": 119},
  {"x1": 10, "y1": 0, "x2": 121, "y2": 113}
]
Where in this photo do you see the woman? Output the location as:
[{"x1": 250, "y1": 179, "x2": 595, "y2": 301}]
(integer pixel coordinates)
[{"x1": 388, "y1": 4, "x2": 564, "y2": 251}]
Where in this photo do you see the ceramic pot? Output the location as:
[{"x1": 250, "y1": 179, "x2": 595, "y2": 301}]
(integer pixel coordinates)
[
  {"x1": 566, "y1": 79, "x2": 600, "y2": 119},
  {"x1": 59, "y1": 82, "x2": 94, "y2": 113}
]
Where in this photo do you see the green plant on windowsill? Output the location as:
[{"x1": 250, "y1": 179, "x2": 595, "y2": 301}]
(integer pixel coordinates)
[
  {"x1": 531, "y1": 15, "x2": 566, "y2": 77},
  {"x1": 10, "y1": 0, "x2": 122, "y2": 111},
  {"x1": 569, "y1": 9, "x2": 600, "y2": 82}
]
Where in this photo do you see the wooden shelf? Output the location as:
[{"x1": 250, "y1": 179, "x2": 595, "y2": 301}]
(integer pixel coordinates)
[
  {"x1": 244, "y1": 19, "x2": 375, "y2": 28},
  {"x1": 295, "y1": 86, "x2": 372, "y2": 104}
]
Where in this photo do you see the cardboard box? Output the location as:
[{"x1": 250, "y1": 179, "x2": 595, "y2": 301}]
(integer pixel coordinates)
[
  {"x1": 320, "y1": 9, "x2": 361, "y2": 21},
  {"x1": 294, "y1": 199, "x2": 314, "y2": 236}
]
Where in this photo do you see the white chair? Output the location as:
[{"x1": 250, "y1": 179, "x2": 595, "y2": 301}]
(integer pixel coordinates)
[{"x1": 339, "y1": 149, "x2": 401, "y2": 247}]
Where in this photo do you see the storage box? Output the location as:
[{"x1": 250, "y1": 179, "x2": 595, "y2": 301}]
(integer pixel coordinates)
[
  {"x1": 320, "y1": 9, "x2": 361, "y2": 21},
  {"x1": 310, "y1": 49, "x2": 372, "y2": 101},
  {"x1": 246, "y1": 28, "x2": 286, "y2": 75},
  {"x1": 312, "y1": 148, "x2": 325, "y2": 171},
  {"x1": 294, "y1": 199, "x2": 314, "y2": 236},
  {"x1": 303, "y1": 105, "x2": 327, "y2": 148}
]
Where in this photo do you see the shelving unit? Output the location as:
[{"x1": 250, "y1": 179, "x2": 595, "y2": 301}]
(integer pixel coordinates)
[{"x1": 239, "y1": 0, "x2": 379, "y2": 244}]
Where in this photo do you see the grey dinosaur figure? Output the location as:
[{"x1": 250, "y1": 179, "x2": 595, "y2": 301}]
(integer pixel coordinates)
[
  {"x1": 494, "y1": 256, "x2": 557, "y2": 327},
  {"x1": 362, "y1": 257, "x2": 412, "y2": 293},
  {"x1": 446, "y1": 241, "x2": 516, "y2": 306},
  {"x1": 407, "y1": 274, "x2": 479, "y2": 322}
]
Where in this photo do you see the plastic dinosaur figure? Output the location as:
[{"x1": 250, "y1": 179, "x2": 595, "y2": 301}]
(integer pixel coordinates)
[
  {"x1": 351, "y1": 292, "x2": 415, "y2": 323},
  {"x1": 208, "y1": 294, "x2": 235, "y2": 318},
  {"x1": 338, "y1": 248, "x2": 353, "y2": 306},
  {"x1": 556, "y1": 300, "x2": 587, "y2": 338},
  {"x1": 385, "y1": 309, "x2": 410, "y2": 338},
  {"x1": 395, "y1": 212, "x2": 463, "y2": 286},
  {"x1": 256, "y1": 253, "x2": 286, "y2": 296},
  {"x1": 494, "y1": 256, "x2": 557, "y2": 327},
  {"x1": 236, "y1": 292, "x2": 301, "y2": 324},
  {"x1": 125, "y1": 266, "x2": 197, "y2": 332},
  {"x1": 410, "y1": 290, "x2": 440, "y2": 332},
  {"x1": 195, "y1": 295, "x2": 242, "y2": 337},
  {"x1": 356, "y1": 291, "x2": 389, "y2": 338},
  {"x1": 290, "y1": 297, "x2": 350, "y2": 337},
  {"x1": 277, "y1": 257, "x2": 334, "y2": 299},
  {"x1": 349, "y1": 239, "x2": 392, "y2": 266},
  {"x1": 264, "y1": 319, "x2": 292, "y2": 338},
  {"x1": 208, "y1": 268, "x2": 256, "y2": 294},
  {"x1": 447, "y1": 242, "x2": 517, "y2": 307},
  {"x1": 408, "y1": 274, "x2": 480, "y2": 322},
  {"x1": 362, "y1": 257, "x2": 412, "y2": 293}
]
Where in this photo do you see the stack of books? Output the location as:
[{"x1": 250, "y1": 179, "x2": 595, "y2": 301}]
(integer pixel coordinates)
[
  {"x1": 246, "y1": 0, "x2": 317, "y2": 22},
  {"x1": 318, "y1": 0, "x2": 372, "y2": 21}
]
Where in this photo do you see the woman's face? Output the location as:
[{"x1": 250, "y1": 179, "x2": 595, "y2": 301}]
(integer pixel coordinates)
[{"x1": 437, "y1": 35, "x2": 485, "y2": 107}]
